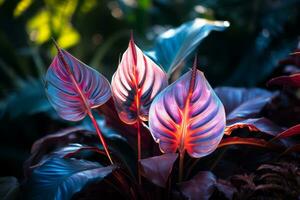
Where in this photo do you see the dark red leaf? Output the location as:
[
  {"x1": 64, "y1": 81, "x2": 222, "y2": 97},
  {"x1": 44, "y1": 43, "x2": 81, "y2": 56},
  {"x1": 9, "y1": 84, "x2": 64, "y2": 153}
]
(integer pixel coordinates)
[
  {"x1": 225, "y1": 118, "x2": 284, "y2": 136},
  {"x1": 179, "y1": 171, "x2": 216, "y2": 200},
  {"x1": 267, "y1": 73, "x2": 300, "y2": 88},
  {"x1": 139, "y1": 153, "x2": 178, "y2": 187},
  {"x1": 271, "y1": 124, "x2": 300, "y2": 140}
]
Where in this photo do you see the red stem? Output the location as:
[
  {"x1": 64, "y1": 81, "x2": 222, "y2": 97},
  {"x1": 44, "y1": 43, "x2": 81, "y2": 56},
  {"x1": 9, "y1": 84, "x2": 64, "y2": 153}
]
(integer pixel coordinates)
[
  {"x1": 137, "y1": 118, "x2": 141, "y2": 184},
  {"x1": 88, "y1": 111, "x2": 114, "y2": 164}
]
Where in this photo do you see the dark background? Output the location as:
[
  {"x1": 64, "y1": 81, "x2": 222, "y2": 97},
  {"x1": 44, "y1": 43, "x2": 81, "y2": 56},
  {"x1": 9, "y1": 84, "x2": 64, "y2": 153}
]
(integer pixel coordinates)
[{"x1": 0, "y1": 0, "x2": 299, "y2": 178}]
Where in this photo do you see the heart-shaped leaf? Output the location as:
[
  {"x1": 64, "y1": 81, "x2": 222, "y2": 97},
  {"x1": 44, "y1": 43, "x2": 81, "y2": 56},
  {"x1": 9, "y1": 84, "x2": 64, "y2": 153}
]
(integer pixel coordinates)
[
  {"x1": 25, "y1": 157, "x2": 116, "y2": 200},
  {"x1": 45, "y1": 45, "x2": 111, "y2": 121},
  {"x1": 149, "y1": 61, "x2": 226, "y2": 158},
  {"x1": 111, "y1": 36, "x2": 167, "y2": 124},
  {"x1": 139, "y1": 153, "x2": 178, "y2": 187},
  {"x1": 267, "y1": 73, "x2": 300, "y2": 88},
  {"x1": 146, "y1": 18, "x2": 229, "y2": 75}
]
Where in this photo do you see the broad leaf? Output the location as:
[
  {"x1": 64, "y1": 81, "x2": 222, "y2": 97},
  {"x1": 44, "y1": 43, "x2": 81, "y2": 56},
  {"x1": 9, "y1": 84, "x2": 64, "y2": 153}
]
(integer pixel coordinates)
[
  {"x1": 149, "y1": 62, "x2": 226, "y2": 158},
  {"x1": 146, "y1": 18, "x2": 229, "y2": 75},
  {"x1": 179, "y1": 171, "x2": 216, "y2": 200},
  {"x1": 45, "y1": 45, "x2": 111, "y2": 121},
  {"x1": 25, "y1": 157, "x2": 116, "y2": 200},
  {"x1": 225, "y1": 118, "x2": 284, "y2": 136},
  {"x1": 267, "y1": 73, "x2": 300, "y2": 88},
  {"x1": 214, "y1": 87, "x2": 275, "y2": 120},
  {"x1": 111, "y1": 36, "x2": 167, "y2": 124},
  {"x1": 139, "y1": 153, "x2": 177, "y2": 187}
]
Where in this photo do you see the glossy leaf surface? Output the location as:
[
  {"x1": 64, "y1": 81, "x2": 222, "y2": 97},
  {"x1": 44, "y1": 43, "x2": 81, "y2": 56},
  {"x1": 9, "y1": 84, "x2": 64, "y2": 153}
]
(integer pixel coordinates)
[
  {"x1": 149, "y1": 66, "x2": 226, "y2": 158},
  {"x1": 45, "y1": 47, "x2": 111, "y2": 121},
  {"x1": 26, "y1": 157, "x2": 115, "y2": 200},
  {"x1": 140, "y1": 153, "x2": 177, "y2": 187},
  {"x1": 146, "y1": 18, "x2": 229, "y2": 75},
  {"x1": 111, "y1": 37, "x2": 167, "y2": 124}
]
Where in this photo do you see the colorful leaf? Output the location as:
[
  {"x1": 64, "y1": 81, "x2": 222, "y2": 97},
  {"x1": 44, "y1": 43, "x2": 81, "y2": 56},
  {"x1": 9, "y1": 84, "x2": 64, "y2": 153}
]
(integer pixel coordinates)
[
  {"x1": 45, "y1": 45, "x2": 111, "y2": 121},
  {"x1": 111, "y1": 36, "x2": 167, "y2": 124},
  {"x1": 267, "y1": 73, "x2": 300, "y2": 88},
  {"x1": 139, "y1": 153, "x2": 177, "y2": 187},
  {"x1": 146, "y1": 18, "x2": 229, "y2": 75},
  {"x1": 25, "y1": 157, "x2": 116, "y2": 200},
  {"x1": 149, "y1": 61, "x2": 226, "y2": 158},
  {"x1": 225, "y1": 118, "x2": 284, "y2": 136}
]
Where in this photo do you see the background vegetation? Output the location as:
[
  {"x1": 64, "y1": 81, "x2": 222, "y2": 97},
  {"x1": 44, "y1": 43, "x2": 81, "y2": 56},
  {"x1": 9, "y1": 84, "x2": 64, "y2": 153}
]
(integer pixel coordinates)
[{"x1": 0, "y1": 0, "x2": 299, "y2": 179}]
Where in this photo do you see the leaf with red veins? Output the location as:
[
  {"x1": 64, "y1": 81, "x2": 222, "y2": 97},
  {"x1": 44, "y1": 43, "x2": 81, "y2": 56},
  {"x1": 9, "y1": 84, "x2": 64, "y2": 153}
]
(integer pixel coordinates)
[
  {"x1": 111, "y1": 37, "x2": 168, "y2": 124},
  {"x1": 149, "y1": 61, "x2": 226, "y2": 158}
]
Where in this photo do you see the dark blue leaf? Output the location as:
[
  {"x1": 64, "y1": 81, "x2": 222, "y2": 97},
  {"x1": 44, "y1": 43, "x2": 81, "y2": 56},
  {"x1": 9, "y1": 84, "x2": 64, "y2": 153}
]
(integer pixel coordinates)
[
  {"x1": 146, "y1": 18, "x2": 229, "y2": 75},
  {"x1": 0, "y1": 177, "x2": 19, "y2": 200},
  {"x1": 26, "y1": 157, "x2": 116, "y2": 200}
]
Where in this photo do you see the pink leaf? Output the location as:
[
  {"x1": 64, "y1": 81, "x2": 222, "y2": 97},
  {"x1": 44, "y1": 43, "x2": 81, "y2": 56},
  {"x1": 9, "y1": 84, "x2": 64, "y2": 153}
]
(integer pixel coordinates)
[
  {"x1": 149, "y1": 60, "x2": 226, "y2": 158},
  {"x1": 45, "y1": 46, "x2": 111, "y2": 121},
  {"x1": 111, "y1": 36, "x2": 167, "y2": 124},
  {"x1": 267, "y1": 73, "x2": 300, "y2": 88},
  {"x1": 139, "y1": 153, "x2": 177, "y2": 187}
]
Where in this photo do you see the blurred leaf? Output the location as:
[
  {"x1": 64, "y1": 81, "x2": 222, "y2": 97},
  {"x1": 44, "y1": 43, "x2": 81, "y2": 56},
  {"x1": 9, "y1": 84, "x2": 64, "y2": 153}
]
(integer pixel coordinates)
[
  {"x1": 25, "y1": 157, "x2": 116, "y2": 200},
  {"x1": 146, "y1": 18, "x2": 229, "y2": 76},
  {"x1": 0, "y1": 79, "x2": 53, "y2": 119},
  {"x1": 0, "y1": 177, "x2": 19, "y2": 200},
  {"x1": 179, "y1": 171, "x2": 216, "y2": 200},
  {"x1": 140, "y1": 153, "x2": 177, "y2": 187},
  {"x1": 13, "y1": 0, "x2": 32, "y2": 17}
]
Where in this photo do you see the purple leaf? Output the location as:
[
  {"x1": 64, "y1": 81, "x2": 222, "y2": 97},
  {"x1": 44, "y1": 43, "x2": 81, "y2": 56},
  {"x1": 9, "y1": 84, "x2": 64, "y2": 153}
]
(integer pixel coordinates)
[
  {"x1": 214, "y1": 87, "x2": 276, "y2": 120},
  {"x1": 149, "y1": 60, "x2": 226, "y2": 158},
  {"x1": 139, "y1": 153, "x2": 178, "y2": 187},
  {"x1": 180, "y1": 171, "x2": 216, "y2": 200},
  {"x1": 45, "y1": 46, "x2": 111, "y2": 121},
  {"x1": 111, "y1": 36, "x2": 167, "y2": 124},
  {"x1": 225, "y1": 118, "x2": 284, "y2": 136}
]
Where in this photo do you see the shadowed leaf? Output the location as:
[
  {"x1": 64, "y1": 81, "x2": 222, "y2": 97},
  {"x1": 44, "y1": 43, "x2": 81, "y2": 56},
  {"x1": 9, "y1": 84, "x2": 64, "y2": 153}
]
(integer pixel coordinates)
[
  {"x1": 149, "y1": 62, "x2": 226, "y2": 158},
  {"x1": 111, "y1": 36, "x2": 167, "y2": 124},
  {"x1": 225, "y1": 118, "x2": 284, "y2": 136},
  {"x1": 179, "y1": 171, "x2": 216, "y2": 200},
  {"x1": 271, "y1": 124, "x2": 300, "y2": 140},
  {"x1": 25, "y1": 157, "x2": 116, "y2": 200},
  {"x1": 140, "y1": 153, "x2": 177, "y2": 187},
  {"x1": 0, "y1": 177, "x2": 19, "y2": 200},
  {"x1": 146, "y1": 18, "x2": 229, "y2": 75}
]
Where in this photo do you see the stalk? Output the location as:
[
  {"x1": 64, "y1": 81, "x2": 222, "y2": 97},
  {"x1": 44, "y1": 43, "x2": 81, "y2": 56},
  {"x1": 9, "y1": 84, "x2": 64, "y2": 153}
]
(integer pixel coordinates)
[
  {"x1": 88, "y1": 111, "x2": 114, "y2": 165},
  {"x1": 137, "y1": 118, "x2": 142, "y2": 184},
  {"x1": 178, "y1": 151, "x2": 185, "y2": 182}
]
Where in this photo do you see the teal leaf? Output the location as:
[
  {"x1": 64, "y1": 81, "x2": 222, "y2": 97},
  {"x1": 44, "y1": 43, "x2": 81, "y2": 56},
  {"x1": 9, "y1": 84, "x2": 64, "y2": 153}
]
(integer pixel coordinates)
[
  {"x1": 146, "y1": 18, "x2": 229, "y2": 75},
  {"x1": 26, "y1": 157, "x2": 116, "y2": 200}
]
